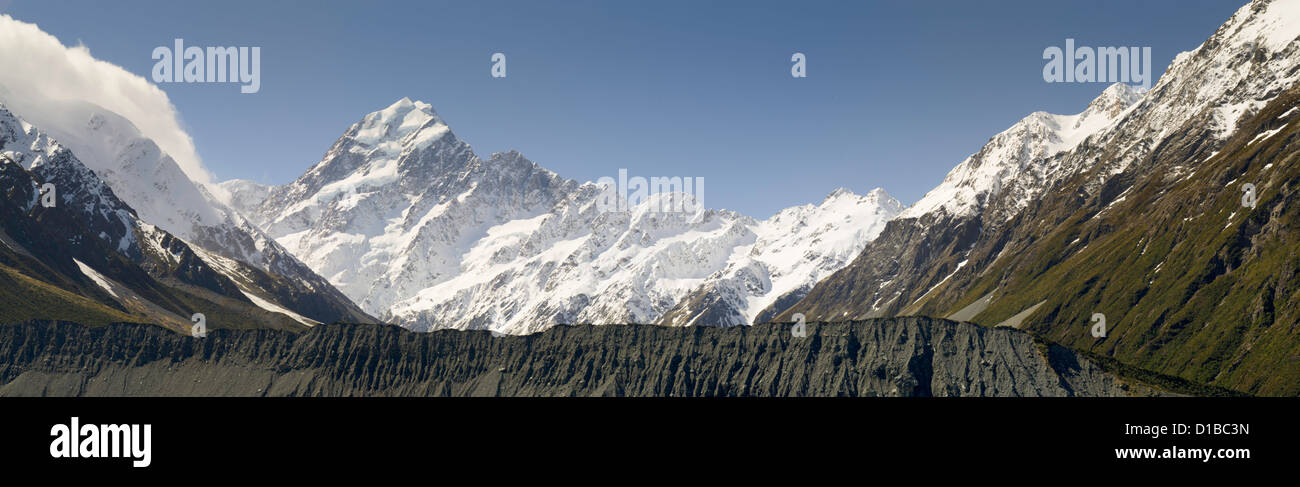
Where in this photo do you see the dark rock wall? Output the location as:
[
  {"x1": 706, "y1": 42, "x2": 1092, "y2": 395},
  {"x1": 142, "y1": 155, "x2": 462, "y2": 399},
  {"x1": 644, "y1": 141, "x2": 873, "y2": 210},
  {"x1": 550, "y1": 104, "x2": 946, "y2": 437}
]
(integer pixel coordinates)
[{"x1": 0, "y1": 318, "x2": 1140, "y2": 397}]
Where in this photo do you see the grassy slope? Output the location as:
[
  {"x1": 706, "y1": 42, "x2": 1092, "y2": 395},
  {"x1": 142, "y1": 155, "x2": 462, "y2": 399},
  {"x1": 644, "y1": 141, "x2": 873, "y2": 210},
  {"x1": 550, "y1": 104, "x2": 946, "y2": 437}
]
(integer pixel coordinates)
[
  {"x1": 917, "y1": 88, "x2": 1300, "y2": 395},
  {"x1": 0, "y1": 240, "x2": 306, "y2": 333},
  {"x1": 0, "y1": 265, "x2": 136, "y2": 326}
]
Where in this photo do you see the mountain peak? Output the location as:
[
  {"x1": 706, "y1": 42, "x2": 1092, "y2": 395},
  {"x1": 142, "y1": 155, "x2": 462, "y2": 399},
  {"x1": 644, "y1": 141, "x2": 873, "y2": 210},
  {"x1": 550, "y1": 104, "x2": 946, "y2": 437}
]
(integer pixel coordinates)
[
  {"x1": 0, "y1": 103, "x2": 26, "y2": 134},
  {"x1": 1223, "y1": 0, "x2": 1300, "y2": 53},
  {"x1": 370, "y1": 97, "x2": 437, "y2": 120},
  {"x1": 1098, "y1": 82, "x2": 1142, "y2": 105},
  {"x1": 1081, "y1": 83, "x2": 1144, "y2": 120},
  {"x1": 823, "y1": 187, "x2": 855, "y2": 201},
  {"x1": 899, "y1": 80, "x2": 1146, "y2": 221},
  {"x1": 383, "y1": 96, "x2": 434, "y2": 114},
  {"x1": 820, "y1": 187, "x2": 896, "y2": 205},
  {"x1": 489, "y1": 149, "x2": 526, "y2": 160},
  {"x1": 352, "y1": 98, "x2": 448, "y2": 149}
]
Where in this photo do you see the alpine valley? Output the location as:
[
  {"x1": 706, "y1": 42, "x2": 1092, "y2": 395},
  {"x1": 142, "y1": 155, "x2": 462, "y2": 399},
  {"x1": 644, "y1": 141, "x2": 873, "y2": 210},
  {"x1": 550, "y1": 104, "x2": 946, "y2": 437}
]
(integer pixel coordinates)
[{"x1": 1, "y1": 0, "x2": 1298, "y2": 397}]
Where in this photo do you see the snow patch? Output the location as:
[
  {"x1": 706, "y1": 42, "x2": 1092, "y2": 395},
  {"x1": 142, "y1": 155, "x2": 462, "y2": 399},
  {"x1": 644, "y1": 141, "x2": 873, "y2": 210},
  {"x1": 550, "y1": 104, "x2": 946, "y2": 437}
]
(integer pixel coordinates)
[
  {"x1": 73, "y1": 258, "x2": 118, "y2": 299},
  {"x1": 240, "y1": 289, "x2": 319, "y2": 327}
]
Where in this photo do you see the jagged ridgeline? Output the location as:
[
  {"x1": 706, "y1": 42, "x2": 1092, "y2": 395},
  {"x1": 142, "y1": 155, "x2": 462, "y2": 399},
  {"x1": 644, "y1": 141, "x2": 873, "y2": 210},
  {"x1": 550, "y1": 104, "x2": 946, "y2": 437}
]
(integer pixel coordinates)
[{"x1": 0, "y1": 318, "x2": 1226, "y2": 397}]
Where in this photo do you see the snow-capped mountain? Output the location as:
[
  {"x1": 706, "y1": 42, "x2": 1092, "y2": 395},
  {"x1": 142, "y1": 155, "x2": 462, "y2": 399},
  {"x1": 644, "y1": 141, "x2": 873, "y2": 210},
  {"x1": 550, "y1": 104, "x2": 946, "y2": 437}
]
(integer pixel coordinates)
[
  {"x1": 895, "y1": 0, "x2": 1300, "y2": 231},
  {"x1": 384, "y1": 186, "x2": 899, "y2": 334},
  {"x1": 219, "y1": 178, "x2": 272, "y2": 220},
  {"x1": 384, "y1": 188, "x2": 751, "y2": 334},
  {"x1": 0, "y1": 105, "x2": 138, "y2": 258},
  {"x1": 760, "y1": 83, "x2": 1145, "y2": 322},
  {"x1": 1069, "y1": 0, "x2": 1300, "y2": 180},
  {"x1": 839, "y1": 0, "x2": 1300, "y2": 395},
  {"x1": 236, "y1": 98, "x2": 900, "y2": 334},
  {"x1": 781, "y1": 0, "x2": 1300, "y2": 323},
  {"x1": 0, "y1": 94, "x2": 373, "y2": 325},
  {"x1": 902, "y1": 82, "x2": 1143, "y2": 223},
  {"x1": 657, "y1": 188, "x2": 902, "y2": 326},
  {"x1": 241, "y1": 98, "x2": 577, "y2": 319},
  {"x1": 0, "y1": 104, "x2": 333, "y2": 331}
]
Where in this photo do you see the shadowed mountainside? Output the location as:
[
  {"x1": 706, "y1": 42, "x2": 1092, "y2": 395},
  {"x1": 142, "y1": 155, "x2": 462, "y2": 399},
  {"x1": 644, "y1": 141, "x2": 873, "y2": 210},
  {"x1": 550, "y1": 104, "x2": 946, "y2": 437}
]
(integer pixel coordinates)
[{"x1": 0, "y1": 318, "x2": 1180, "y2": 397}]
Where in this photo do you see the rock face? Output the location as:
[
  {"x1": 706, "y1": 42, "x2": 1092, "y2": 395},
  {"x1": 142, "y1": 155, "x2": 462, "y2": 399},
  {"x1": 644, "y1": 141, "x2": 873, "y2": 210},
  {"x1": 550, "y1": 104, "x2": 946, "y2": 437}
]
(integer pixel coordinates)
[{"x1": 0, "y1": 318, "x2": 1144, "y2": 397}]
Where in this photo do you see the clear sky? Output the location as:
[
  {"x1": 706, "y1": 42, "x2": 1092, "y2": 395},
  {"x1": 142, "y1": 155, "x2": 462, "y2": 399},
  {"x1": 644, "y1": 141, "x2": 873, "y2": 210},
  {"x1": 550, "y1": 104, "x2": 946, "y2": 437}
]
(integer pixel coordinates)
[{"x1": 3, "y1": 0, "x2": 1243, "y2": 217}]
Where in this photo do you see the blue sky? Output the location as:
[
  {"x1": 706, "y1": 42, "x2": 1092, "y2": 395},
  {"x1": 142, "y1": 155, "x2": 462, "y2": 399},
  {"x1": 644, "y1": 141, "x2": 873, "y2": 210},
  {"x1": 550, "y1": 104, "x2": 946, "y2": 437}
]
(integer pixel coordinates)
[{"x1": 4, "y1": 0, "x2": 1242, "y2": 217}]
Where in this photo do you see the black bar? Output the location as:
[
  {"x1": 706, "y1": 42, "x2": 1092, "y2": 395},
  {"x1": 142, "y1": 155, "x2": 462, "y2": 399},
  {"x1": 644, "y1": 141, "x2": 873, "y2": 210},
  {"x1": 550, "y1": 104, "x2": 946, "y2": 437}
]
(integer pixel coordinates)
[{"x1": 2, "y1": 397, "x2": 1292, "y2": 476}]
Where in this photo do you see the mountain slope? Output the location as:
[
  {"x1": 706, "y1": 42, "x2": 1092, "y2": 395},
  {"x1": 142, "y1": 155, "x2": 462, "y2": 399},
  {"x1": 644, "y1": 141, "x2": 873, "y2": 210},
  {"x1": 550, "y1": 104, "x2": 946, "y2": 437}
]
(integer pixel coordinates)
[
  {"x1": 0, "y1": 95, "x2": 373, "y2": 325},
  {"x1": 783, "y1": 0, "x2": 1300, "y2": 395},
  {"x1": 902, "y1": 83, "x2": 1144, "y2": 223},
  {"x1": 246, "y1": 99, "x2": 578, "y2": 323},
  {"x1": 777, "y1": 83, "x2": 1144, "y2": 323},
  {"x1": 0, "y1": 106, "x2": 317, "y2": 332},
  {"x1": 657, "y1": 188, "x2": 902, "y2": 326},
  {"x1": 907, "y1": 79, "x2": 1300, "y2": 395}
]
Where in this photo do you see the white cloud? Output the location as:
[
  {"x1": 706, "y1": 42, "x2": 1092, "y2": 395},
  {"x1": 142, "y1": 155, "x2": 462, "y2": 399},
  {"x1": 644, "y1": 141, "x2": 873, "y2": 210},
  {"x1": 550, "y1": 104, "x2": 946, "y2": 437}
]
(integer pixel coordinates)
[{"x1": 0, "y1": 14, "x2": 212, "y2": 184}]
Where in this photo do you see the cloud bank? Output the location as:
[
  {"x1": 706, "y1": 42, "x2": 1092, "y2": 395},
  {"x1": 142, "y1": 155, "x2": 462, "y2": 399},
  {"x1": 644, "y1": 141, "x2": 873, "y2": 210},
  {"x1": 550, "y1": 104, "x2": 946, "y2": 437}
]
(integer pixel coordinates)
[{"x1": 0, "y1": 14, "x2": 212, "y2": 183}]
